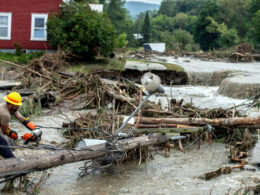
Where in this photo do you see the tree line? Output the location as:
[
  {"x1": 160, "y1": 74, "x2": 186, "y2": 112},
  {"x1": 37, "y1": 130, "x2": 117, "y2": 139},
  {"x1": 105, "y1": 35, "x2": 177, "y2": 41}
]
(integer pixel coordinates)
[
  {"x1": 104, "y1": 0, "x2": 260, "y2": 51},
  {"x1": 47, "y1": 0, "x2": 260, "y2": 59}
]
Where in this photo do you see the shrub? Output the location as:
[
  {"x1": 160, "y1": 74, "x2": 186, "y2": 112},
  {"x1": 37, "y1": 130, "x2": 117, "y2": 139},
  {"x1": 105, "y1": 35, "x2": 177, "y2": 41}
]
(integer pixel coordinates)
[
  {"x1": 160, "y1": 30, "x2": 197, "y2": 51},
  {"x1": 47, "y1": 2, "x2": 116, "y2": 59},
  {"x1": 13, "y1": 42, "x2": 23, "y2": 56},
  {"x1": 0, "y1": 51, "x2": 43, "y2": 64}
]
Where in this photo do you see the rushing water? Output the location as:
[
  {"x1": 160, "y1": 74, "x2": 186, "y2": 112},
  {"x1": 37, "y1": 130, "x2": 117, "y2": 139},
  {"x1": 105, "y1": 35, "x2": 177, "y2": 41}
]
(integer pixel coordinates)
[
  {"x1": 3, "y1": 101, "x2": 258, "y2": 195},
  {"x1": 149, "y1": 85, "x2": 248, "y2": 109},
  {"x1": 0, "y1": 57, "x2": 260, "y2": 194}
]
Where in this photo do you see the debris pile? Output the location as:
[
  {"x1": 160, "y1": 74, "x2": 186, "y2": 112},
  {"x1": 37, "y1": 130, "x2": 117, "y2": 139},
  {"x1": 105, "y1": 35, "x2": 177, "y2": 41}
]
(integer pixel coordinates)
[{"x1": 0, "y1": 50, "x2": 259, "y2": 194}]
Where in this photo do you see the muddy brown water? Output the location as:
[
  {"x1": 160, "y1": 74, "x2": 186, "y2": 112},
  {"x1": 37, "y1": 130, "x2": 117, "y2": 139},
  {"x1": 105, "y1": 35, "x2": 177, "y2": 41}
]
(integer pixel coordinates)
[
  {"x1": 1, "y1": 112, "x2": 258, "y2": 195},
  {"x1": 0, "y1": 56, "x2": 260, "y2": 194},
  {"x1": 40, "y1": 138, "x2": 260, "y2": 195}
]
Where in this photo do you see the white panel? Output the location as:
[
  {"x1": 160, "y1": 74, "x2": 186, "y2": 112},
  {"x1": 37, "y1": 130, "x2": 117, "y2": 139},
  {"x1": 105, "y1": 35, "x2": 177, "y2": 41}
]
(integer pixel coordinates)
[
  {"x1": 0, "y1": 13, "x2": 12, "y2": 40},
  {"x1": 31, "y1": 14, "x2": 48, "y2": 41}
]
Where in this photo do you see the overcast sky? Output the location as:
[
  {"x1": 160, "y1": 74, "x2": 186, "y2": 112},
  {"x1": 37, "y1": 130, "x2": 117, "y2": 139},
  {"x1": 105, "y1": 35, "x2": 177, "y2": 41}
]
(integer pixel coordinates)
[{"x1": 126, "y1": 0, "x2": 162, "y2": 4}]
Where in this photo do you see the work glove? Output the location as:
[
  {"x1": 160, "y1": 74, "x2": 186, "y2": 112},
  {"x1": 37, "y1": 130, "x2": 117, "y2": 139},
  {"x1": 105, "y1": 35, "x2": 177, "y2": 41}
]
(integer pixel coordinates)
[
  {"x1": 7, "y1": 130, "x2": 18, "y2": 140},
  {"x1": 22, "y1": 133, "x2": 36, "y2": 142},
  {"x1": 22, "y1": 118, "x2": 37, "y2": 131},
  {"x1": 22, "y1": 130, "x2": 42, "y2": 144}
]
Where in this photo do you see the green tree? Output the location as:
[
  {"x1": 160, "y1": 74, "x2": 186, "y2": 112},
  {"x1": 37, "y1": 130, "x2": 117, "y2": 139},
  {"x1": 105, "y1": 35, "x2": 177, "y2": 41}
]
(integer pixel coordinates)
[
  {"x1": 115, "y1": 33, "x2": 128, "y2": 49},
  {"x1": 206, "y1": 17, "x2": 239, "y2": 48},
  {"x1": 174, "y1": 0, "x2": 212, "y2": 15},
  {"x1": 142, "y1": 11, "x2": 151, "y2": 43},
  {"x1": 252, "y1": 10, "x2": 260, "y2": 46},
  {"x1": 106, "y1": 0, "x2": 132, "y2": 35},
  {"x1": 194, "y1": 2, "x2": 222, "y2": 51},
  {"x1": 174, "y1": 13, "x2": 189, "y2": 29},
  {"x1": 217, "y1": 0, "x2": 251, "y2": 38},
  {"x1": 160, "y1": 30, "x2": 196, "y2": 51},
  {"x1": 158, "y1": 0, "x2": 176, "y2": 17},
  {"x1": 248, "y1": 0, "x2": 260, "y2": 16},
  {"x1": 151, "y1": 14, "x2": 175, "y2": 40},
  {"x1": 172, "y1": 29, "x2": 193, "y2": 50},
  {"x1": 47, "y1": 2, "x2": 116, "y2": 58},
  {"x1": 133, "y1": 12, "x2": 146, "y2": 33}
]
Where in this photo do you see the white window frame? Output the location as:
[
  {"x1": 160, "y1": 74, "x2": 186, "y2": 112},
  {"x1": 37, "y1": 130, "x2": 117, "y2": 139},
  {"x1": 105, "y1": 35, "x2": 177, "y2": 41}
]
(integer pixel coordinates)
[
  {"x1": 0, "y1": 12, "x2": 12, "y2": 40},
  {"x1": 30, "y1": 13, "x2": 48, "y2": 41}
]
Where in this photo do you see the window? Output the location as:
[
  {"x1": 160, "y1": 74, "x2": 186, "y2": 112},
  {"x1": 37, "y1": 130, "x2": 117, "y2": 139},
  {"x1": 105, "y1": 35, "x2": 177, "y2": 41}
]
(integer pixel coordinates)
[
  {"x1": 0, "y1": 13, "x2": 12, "y2": 40},
  {"x1": 31, "y1": 14, "x2": 48, "y2": 41}
]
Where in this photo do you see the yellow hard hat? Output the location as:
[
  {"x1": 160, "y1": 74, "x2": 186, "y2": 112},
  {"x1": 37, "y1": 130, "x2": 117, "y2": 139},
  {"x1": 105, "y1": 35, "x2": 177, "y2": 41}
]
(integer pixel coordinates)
[{"x1": 4, "y1": 92, "x2": 22, "y2": 106}]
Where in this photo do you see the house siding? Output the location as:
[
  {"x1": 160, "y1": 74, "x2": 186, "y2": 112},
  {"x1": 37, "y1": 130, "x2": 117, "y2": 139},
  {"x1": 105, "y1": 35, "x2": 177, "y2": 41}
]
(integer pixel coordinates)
[{"x1": 0, "y1": 0, "x2": 62, "y2": 50}]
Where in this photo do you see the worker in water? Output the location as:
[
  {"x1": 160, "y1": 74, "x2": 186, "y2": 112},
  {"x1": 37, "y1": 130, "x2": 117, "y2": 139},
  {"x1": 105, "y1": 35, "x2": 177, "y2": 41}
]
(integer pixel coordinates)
[{"x1": 0, "y1": 92, "x2": 37, "y2": 159}]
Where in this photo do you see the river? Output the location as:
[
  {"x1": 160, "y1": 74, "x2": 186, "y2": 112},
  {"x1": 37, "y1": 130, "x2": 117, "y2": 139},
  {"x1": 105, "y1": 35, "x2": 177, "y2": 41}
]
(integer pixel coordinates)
[{"x1": 1, "y1": 57, "x2": 260, "y2": 194}]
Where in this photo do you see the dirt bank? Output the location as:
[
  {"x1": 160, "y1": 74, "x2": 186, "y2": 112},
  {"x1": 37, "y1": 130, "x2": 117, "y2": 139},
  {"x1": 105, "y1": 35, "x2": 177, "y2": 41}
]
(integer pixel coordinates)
[{"x1": 98, "y1": 69, "x2": 188, "y2": 85}]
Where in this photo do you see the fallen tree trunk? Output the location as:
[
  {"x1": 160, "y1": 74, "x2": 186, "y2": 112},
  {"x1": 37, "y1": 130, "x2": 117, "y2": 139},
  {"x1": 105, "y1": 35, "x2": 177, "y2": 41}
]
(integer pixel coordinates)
[
  {"x1": 123, "y1": 127, "x2": 206, "y2": 134},
  {"x1": 131, "y1": 116, "x2": 260, "y2": 127},
  {"x1": 0, "y1": 134, "x2": 168, "y2": 177},
  {"x1": 143, "y1": 109, "x2": 186, "y2": 118},
  {"x1": 135, "y1": 124, "x2": 178, "y2": 128}
]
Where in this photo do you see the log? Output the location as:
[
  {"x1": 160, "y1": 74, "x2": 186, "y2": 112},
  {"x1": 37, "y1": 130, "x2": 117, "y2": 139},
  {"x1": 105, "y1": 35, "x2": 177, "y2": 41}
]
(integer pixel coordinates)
[
  {"x1": 123, "y1": 127, "x2": 206, "y2": 135},
  {"x1": 0, "y1": 59, "x2": 54, "y2": 81},
  {"x1": 0, "y1": 134, "x2": 168, "y2": 177},
  {"x1": 135, "y1": 124, "x2": 178, "y2": 128},
  {"x1": 134, "y1": 116, "x2": 260, "y2": 127},
  {"x1": 143, "y1": 109, "x2": 186, "y2": 118},
  {"x1": 101, "y1": 79, "x2": 135, "y2": 104}
]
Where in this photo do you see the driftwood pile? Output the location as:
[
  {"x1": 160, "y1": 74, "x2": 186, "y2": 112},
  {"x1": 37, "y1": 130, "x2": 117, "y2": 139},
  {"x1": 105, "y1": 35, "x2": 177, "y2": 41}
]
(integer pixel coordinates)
[
  {"x1": 13, "y1": 51, "x2": 144, "y2": 113},
  {"x1": 7, "y1": 51, "x2": 258, "y2": 164},
  {"x1": 129, "y1": 42, "x2": 260, "y2": 62},
  {"x1": 1, "y1": 51, "x2": 259, "y2": 193}
]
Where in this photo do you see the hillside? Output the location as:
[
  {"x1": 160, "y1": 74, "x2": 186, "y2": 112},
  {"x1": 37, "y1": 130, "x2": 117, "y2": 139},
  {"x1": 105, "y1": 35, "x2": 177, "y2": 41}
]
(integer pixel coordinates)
[{"x1": 124, "y1": 1, "x2": 160, "y2": 19}]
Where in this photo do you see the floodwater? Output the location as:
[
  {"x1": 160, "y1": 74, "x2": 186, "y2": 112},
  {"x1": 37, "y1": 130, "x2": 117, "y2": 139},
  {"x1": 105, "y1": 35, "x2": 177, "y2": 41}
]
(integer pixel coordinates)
[
  {"x1": 1, "y1": 57, "x2": 260, "y2": 194},
  {"x1": 2, "y1": 93, "x2": 258, "y2": 195},
  {"x1": 159, "y1": 56, "x2": 260, "y2": 75},
  {"x1": 149, "y1": 85, "x2": 248, "y2": 109},
  {"x1": 39, "y1": 142, "x2": 260, "y2": 195}
]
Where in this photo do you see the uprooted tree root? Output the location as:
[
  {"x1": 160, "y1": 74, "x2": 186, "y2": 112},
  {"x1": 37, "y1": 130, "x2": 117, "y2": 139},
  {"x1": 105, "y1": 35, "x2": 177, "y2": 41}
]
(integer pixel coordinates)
[
  {"x1": 26, "y1": 49, "x2": 70, "y2": 77},
  {"x1": 16, "y1": 50, "x2": 144, "y2": 115}
]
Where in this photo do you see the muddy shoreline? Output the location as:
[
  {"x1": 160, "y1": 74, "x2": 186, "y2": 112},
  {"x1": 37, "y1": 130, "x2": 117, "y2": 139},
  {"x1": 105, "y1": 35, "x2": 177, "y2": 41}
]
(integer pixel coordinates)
[{"x1": 98, "y1": 69, "x2": 188, "y2": 85}]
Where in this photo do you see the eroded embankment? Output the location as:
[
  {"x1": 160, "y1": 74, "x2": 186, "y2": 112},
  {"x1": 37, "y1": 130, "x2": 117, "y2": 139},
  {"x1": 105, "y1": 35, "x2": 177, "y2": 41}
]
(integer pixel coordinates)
[
  {"x1": 186, "y1": 71, "x2": 260, "y2": 99},
  {"x1": 159, "y1": 56, "x2": 260, "y2": 99},
  {"x1": 218, "y1": 75, "x2": 260, "y2": 99},
  {"x1": 99, "y1": 69, "x2": 188, "y2": 85},
  {"x1": 187, "y1": 71, "x2": 235, "y2": 86}
]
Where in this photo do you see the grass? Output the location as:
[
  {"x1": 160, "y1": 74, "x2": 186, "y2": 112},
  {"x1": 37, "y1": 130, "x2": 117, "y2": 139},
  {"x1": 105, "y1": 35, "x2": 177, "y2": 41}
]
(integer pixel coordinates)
[
  {"x1": 126, "y1": 58, "x2": 184, "y2": 72},
  {"x1": 0, "y1": 51, "x2": 43, "y2": 64},
  {"x1": 68, "y1": 57, "x2": 184, "y2": 73},
  {"x1": 68, "y1": 58, "x2": 125, "y2": 73}
]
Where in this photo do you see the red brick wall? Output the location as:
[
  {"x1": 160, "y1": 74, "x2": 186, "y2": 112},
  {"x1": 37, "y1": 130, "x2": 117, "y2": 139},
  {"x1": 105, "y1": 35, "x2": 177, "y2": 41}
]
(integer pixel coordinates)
[{"x1": 0, "y1": 0, "x2": 62, "y2": 50}]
